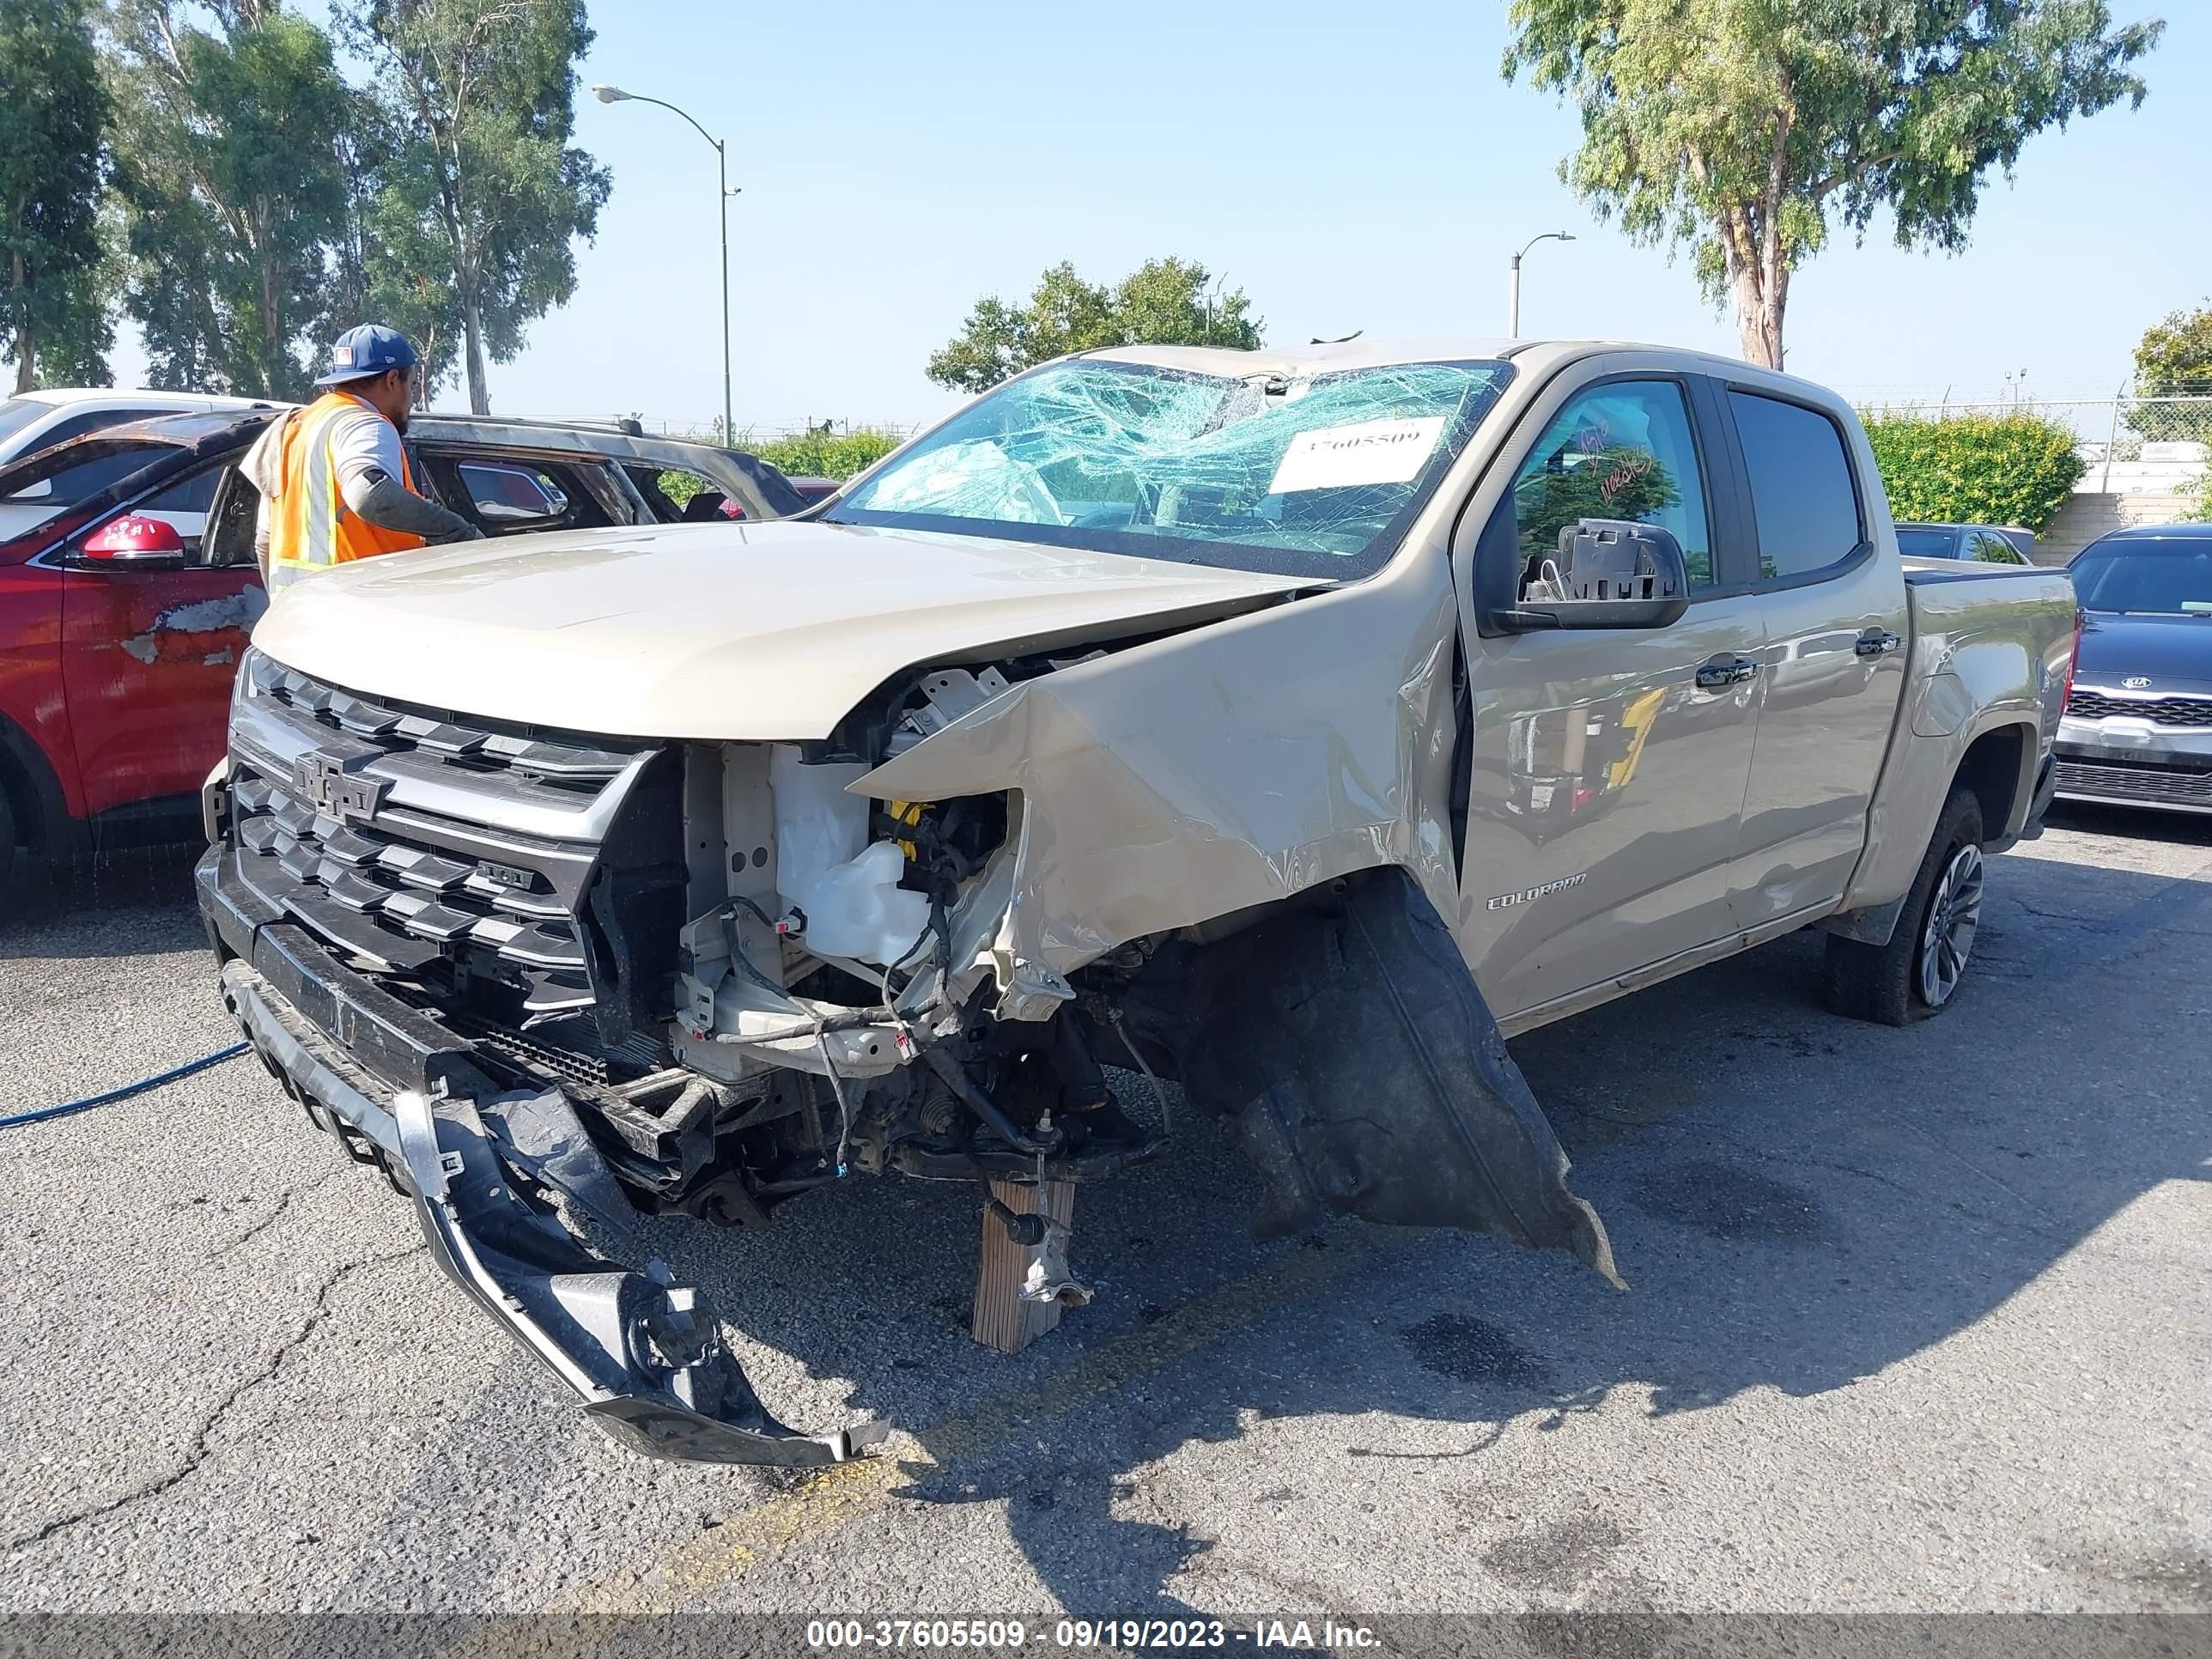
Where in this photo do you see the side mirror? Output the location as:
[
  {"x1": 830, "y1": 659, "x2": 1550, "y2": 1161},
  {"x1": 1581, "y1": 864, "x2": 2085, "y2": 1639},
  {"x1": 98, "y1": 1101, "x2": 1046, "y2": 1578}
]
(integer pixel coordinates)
[
  {"x1": 1498, "y1": 519, "x2": 1692, "y2": 631},
  {"x1": 76, "y1": 514, "x2": 189, "y2": 571}
]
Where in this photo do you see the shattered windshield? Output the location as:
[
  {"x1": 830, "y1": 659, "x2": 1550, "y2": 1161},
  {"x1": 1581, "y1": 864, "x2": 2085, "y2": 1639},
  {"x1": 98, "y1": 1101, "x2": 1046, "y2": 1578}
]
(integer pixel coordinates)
[{"x1": 828, "y1": 357, "x2": 1512, "y2": 578}]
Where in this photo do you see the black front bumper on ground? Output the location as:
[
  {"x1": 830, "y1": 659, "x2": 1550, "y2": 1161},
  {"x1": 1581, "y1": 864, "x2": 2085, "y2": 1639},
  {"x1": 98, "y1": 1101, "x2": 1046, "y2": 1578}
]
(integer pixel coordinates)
[{"x1": 198, "y1": 843, "x2": 889, "y2": 1468}]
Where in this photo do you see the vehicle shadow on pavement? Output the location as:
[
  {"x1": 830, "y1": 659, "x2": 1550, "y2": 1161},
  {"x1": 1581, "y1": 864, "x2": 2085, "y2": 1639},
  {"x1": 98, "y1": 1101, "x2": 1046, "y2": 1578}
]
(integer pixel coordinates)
[
  {"x1": 0, "y1": 846, "x2": 204, "y2": 957},
  {"x1": 2045, "y1": 799, "x2": 2212, "y2": 848},
  {"x1": 17, "y1": 812, "x2": 2203, "y2": 1615},
  {"x1": 605, "y1": 823, "x2": 2211, "y2": 1614}
]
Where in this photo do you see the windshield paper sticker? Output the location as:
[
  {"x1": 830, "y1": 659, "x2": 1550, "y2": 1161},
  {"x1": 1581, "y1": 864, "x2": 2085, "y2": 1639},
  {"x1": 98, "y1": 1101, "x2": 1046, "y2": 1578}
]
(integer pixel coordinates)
[{"x1": 1269, "y1": 416, "x2": 1448, "y2": 495}]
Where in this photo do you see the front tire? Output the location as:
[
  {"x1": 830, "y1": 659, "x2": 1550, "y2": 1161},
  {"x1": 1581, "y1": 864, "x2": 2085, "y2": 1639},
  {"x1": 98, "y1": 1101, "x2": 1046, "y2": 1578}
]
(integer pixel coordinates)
[
  {"x1": 0, "y1": 788, "x2": 15, "y2": 894},
  {"x1": 1824, "y1": 785, "x2": 1985, "y2": 1027}
]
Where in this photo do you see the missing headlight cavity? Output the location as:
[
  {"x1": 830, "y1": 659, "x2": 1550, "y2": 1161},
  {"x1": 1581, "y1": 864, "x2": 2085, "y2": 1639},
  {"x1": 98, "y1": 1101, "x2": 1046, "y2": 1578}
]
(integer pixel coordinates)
[{"x1": 815, "y1": 632, "x2": 1200, "y2": 767}]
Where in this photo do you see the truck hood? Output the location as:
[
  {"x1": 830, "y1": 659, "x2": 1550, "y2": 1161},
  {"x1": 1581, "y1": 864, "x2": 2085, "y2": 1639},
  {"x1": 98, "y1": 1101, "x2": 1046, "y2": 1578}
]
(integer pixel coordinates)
[{"x1": 251, "y1": 519, "x2": 1322, "y2": 740}]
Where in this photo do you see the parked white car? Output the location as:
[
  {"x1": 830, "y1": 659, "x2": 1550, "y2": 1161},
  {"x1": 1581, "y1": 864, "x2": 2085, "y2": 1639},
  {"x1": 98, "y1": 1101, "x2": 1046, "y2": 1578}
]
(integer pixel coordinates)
[{"x1": 0, "y1": 387, "x2": 276, "y2": 542}]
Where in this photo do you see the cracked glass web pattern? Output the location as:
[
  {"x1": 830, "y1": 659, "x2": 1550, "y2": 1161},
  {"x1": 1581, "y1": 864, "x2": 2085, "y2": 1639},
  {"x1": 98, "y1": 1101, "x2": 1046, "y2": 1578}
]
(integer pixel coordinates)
[{"x1": 831, "y1": 358, "x2": 1510, "y2": 579}]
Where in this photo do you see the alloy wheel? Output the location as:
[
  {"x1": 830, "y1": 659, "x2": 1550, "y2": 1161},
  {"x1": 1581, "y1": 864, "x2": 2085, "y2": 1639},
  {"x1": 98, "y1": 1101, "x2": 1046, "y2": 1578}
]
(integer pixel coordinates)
[{"x1": 1917, "y1": 842, "x2": 1984, "y2": 1008}]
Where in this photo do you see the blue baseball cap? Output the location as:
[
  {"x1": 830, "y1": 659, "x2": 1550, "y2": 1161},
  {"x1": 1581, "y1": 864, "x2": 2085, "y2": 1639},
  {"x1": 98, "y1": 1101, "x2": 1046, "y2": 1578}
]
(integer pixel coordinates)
[{"x1": 315, "y1": 324, "x2": 418, "y2": 387}]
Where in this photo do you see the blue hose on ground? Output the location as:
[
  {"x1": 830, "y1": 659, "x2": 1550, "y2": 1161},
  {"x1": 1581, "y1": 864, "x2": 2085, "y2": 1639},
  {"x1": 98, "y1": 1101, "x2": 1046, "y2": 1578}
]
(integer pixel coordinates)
[{"x1": 0, "y1": 1042, "x2": 249, "y2": 1130}]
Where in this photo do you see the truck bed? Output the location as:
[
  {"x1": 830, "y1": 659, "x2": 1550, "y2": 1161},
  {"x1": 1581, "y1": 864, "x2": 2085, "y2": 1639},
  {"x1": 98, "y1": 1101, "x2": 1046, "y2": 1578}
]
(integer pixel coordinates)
[{"x1": 1839, "y1": 556, "x2": 2076, "y2": 919}]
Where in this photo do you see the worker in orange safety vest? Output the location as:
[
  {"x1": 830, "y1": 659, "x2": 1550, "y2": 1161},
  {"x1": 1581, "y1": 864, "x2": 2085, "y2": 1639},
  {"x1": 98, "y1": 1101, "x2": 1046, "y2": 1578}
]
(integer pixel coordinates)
[{"x1": 242, "y1": 324, "x2": 482, "y2": 593}]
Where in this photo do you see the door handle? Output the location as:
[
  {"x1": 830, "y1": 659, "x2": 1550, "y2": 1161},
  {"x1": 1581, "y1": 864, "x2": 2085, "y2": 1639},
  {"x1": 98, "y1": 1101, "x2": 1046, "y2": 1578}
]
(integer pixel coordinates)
[
  {"x1": 1695, "y1": 654, "x2": 1759, "y2": 690},
  {"x1": 1855, "y1": 629, "x2": 1902, "y2": 658}
]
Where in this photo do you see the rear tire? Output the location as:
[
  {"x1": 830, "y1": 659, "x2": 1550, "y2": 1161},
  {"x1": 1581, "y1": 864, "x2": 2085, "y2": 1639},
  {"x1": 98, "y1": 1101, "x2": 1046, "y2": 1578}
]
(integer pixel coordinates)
[
  {"x1": 1824, "y1": 785, "x2": 1985, "y2": 1027},
  {"x1": 0, "y1": 788, "x2": 15, "y2": 894}
]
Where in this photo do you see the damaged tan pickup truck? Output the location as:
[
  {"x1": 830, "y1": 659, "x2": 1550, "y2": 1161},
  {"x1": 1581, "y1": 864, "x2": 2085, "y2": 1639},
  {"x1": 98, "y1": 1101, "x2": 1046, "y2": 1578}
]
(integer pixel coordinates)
[{"x1": 197, "y1": 339, "x2": 2079, "y2": 1464}]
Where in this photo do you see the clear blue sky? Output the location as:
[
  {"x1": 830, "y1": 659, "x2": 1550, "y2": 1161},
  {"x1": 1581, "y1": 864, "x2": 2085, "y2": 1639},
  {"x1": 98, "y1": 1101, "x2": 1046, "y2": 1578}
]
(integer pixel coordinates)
[{"x1": 124, "y1": 1, "x2": 2206, "y2": 431}]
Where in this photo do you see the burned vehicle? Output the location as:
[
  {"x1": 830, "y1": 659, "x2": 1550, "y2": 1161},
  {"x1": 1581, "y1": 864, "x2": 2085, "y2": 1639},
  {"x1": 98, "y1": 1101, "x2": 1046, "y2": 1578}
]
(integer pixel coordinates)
[{"x1": 197, "y1": 340, "x2": 2079, "y2": 1463}]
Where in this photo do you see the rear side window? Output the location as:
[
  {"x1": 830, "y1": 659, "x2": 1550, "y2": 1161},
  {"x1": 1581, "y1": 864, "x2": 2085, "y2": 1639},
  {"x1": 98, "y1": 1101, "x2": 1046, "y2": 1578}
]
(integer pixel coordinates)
[
  {"x1": 1966, "y1": 530, "x2": 2027, "y2": 565},
  {"x1": 1896, "y1": 528, "x2": 1960, "y2": 559},
  {"x1": 1729, "y1": 392, "x2": 1863, "y2": 580}
]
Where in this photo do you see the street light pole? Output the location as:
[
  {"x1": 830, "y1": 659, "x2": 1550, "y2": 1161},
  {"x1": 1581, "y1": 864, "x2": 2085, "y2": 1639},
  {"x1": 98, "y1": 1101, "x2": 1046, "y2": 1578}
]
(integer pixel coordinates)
[
  {"x1": 714, "y1": 138, "x2": 731, "y2": 444},
  {"x1": 1508, "y1": 231, "x2": 1577, "y2": 338},
  {"x1": 593, "y1": 84, "x2": 734, "y2": 443}
]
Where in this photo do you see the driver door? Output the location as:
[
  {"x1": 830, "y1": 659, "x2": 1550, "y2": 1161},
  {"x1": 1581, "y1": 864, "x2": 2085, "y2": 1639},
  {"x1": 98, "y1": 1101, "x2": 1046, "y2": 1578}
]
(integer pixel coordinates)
[
  {"x1": 1455, "y1": 371, "x2": 1767, "y2": 1024},
  {"x1": 59, "y1": 461, "x2": 264, "y2": 819}
]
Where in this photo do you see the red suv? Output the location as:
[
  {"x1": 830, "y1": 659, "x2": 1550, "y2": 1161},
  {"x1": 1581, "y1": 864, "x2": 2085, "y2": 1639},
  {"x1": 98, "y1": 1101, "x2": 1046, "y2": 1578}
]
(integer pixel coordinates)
[{"x1": 0, "y1": 411, "x2": 805, "y2": 885}]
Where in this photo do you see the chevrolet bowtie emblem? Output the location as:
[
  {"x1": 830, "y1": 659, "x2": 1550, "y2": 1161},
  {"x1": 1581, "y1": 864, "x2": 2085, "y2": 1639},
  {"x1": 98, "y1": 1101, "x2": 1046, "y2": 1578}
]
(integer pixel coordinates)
[{"x1": 293, "y1": 752, "x2": 387, "y2": 822}]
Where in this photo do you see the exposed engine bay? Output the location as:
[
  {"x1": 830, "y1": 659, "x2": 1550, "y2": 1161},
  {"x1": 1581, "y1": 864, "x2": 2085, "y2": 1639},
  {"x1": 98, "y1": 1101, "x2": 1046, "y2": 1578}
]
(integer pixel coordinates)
[{"x1": 651, "y1": 649, "x2": 1169, "y2": 1217}]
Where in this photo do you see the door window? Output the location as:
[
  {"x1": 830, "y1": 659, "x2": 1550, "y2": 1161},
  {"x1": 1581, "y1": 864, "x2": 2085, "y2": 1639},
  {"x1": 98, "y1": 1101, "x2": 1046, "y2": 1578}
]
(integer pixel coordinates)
[
  {"x1": 132, "y1": 465, "x2": 226, "y2": 561},
  {"x1": 138, "y1": 467, "x2": 221, "y2": 516},
  {"x1": 457, "y1": 462, "x2": 569, "y2": 524},
  {"x1": 627, "y1": 465, "x2": 691, "y2": 522},
  {"x1": 632, "y1": 465, "x2": 744, "y2": 522},
  {"x1": 201, "y1": 469, "x2": 263, "y2": 568},
  {"x1": 421, "y1": 452, "x2": 617, "y2": 536},
  {"x1": 1966, "y1": 530, "x2": 2027, "y2": 565},
  {"x1": 1728, "y1": 392, "x2": 1863, "y2": 580},
  {"x1": 1511, "y1": 380, "x2": 1715, "y2": 586}
]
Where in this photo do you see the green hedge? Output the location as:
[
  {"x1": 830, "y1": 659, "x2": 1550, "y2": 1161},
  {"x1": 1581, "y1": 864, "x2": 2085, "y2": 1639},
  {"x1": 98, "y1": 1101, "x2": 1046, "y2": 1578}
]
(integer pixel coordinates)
[
  {"x1": 1861, "y1": 411, "x2": 2084, "y2": 534},
  {"x1": 754, "y1": 428, "x2": 902, "y2": 482},
  {"x1": 659, "y1": 428, "x2": 906, "y2": 511}
]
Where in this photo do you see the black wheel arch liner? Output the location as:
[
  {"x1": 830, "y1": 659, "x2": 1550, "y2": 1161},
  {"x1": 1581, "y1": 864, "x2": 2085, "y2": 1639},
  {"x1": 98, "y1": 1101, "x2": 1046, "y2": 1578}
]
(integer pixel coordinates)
[
  {"x1": 1123, "y1": 866, "x2": 1622, "y2": 1285},
  {"x1": 0, "y1": 708, "x2": 80, "y2": 854}
]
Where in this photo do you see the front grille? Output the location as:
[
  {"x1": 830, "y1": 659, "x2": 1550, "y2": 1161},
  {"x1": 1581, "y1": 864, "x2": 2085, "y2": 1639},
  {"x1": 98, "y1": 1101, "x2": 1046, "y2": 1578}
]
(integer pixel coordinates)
[
  {"x1": 231, "y1": 768, "x2": 593, "y2": 1001},
  {"x1": 2064, "y1": 690, "x2": 2212, "y2": 726},
  {"x1": 226, "y1": 655, "x2": 686, "y2": 1047},
  {"x1": 452, "y1": 1010, "x2": 667, "y2": 1086},
  {"x1": 2054, "y1": 757, "x2": 2212, "y2": 807}
]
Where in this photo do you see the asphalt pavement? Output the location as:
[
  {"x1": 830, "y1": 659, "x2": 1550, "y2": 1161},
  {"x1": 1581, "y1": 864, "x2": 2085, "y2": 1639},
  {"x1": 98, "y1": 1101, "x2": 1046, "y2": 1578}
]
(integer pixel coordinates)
[{"x1": 0, "y1": 811, "x2": 2206, "y2": 1638}]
